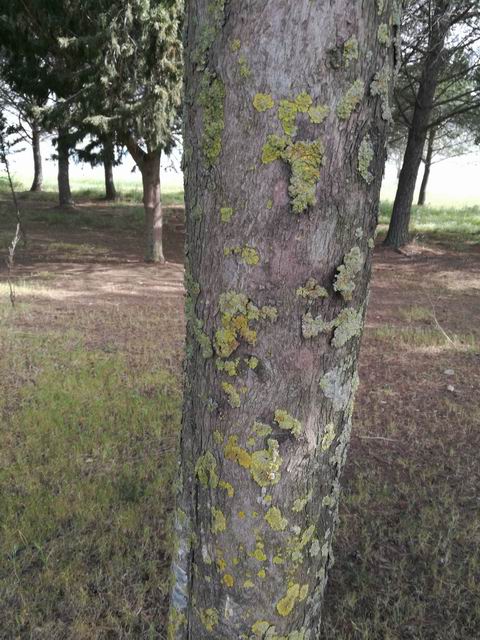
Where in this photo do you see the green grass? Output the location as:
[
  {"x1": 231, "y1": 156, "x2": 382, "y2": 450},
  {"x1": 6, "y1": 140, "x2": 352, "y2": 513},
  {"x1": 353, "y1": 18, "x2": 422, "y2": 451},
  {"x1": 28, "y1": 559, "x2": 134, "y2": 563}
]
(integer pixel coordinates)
[
  {"x1": 379, "y1": 201, "x2": 480, "y2": 245},
  {"x1": 0, "y1": 325, "x2": 181, "y2": 638}
]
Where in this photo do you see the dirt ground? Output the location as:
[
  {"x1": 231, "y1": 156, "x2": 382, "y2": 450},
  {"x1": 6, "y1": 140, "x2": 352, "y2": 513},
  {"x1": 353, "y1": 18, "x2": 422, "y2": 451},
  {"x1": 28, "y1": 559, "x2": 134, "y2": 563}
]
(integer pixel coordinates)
[{"x1": 1, "y1": 192, "x2": 479, "y2": 639}]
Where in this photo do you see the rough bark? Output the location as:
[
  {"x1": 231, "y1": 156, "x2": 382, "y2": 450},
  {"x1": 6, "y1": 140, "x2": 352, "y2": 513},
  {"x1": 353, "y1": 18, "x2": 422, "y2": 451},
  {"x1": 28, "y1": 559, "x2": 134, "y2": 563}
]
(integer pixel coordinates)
[
  {"x1": 384, "y1": 3, "x2": 450, "y2": 247},
  {"x1": 103, "y1": 136, "x2": 117, "y2": 201},
  {"x1": 57, "y1": 129, "x2": 74, "y2": 208},
  {"x1": 169, "y1": 2, "x2": 396, "y2": 638},
  {"x1": 417, "y1": 126, "x2": 435, "y2": 206},
  {"x1": 141, "y1": 152, "x2": 164, "y2": 263},
  {"x1": 30, "y1": 125, "x2": 43, "y2": 192}
]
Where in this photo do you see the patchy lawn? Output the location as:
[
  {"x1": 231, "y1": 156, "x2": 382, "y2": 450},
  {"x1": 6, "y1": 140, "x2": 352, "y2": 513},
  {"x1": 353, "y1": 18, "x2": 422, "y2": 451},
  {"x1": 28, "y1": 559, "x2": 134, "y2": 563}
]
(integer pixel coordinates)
[{"x1": 1, "y1": 188, "x2": 479, "y2": 639}]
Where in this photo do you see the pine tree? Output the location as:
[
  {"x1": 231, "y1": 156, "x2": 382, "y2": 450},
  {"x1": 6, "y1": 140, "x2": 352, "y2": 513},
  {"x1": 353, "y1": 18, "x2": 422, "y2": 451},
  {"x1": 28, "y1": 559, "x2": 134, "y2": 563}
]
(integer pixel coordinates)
[{"x1": 169, "y1": 1, "x2": 396, "y2": 637}]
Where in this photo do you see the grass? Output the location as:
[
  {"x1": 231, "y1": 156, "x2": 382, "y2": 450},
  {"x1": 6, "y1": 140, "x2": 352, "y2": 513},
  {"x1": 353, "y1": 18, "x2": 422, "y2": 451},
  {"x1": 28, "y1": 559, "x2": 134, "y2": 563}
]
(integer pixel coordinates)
[
  {"x1": 0, "y1": 320, "x2": 181, "y2": 638},
  {"x1": 379, "y1": 201, "x2": 480, "y2": 245}
]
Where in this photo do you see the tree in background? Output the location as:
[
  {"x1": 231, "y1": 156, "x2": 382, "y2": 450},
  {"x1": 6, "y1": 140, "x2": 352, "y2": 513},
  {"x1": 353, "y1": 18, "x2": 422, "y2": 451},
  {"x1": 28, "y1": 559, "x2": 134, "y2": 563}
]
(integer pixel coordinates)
[
  {"x1": 76, "y1": 134, "x2": 124, "y2": 201},
  {"x1": 64, "y1": 0, "x2": 183, "y2": 262},
  {"x1": 385, "y1": 0, "x2": 480, "y2": 247},
  {"x1": 169, "y1": 0, "x2": 396, "y2": 637},
  {"x1": 0, "y1": 83, "x2": 46, "y2": 192}
]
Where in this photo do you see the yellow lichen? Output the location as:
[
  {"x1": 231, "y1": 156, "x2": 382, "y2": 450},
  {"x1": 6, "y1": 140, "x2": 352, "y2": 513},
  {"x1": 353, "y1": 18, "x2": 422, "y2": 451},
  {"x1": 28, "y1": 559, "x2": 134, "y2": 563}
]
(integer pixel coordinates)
[
  {"x1": 265, "y1": 506, "x2": 288, "y2": 531},
  {"x1": 211, "y1": 507, "x2": 227, "y2": 534},
  {"x1": 199, "y1": 608, "x2": 219, "y2": 632},
  {"x1": 276, "y1": 583, "x2": 301, "y2": 617},
  {"x1": 225, "y1": 436, "x2": 252, "y2": 469},
  {"x1": 333, "y1": 247, "x2": 364, "y2": 300},
  {"x1": 251, "y1": 439, "x2": 283, "y2": 487},
  {"x1": 220, "y1": 206, "x2": 234, "y2": 222},
  {"x1": 223, "y1": 573, "x2": 234, "y2": 587},
  {"x1": 219, "y1": 480, "x2": 235, "y2": 497},
  {"x1": 222, "y1": 381, "x2": 242, "y2": 408},
  {"x1": 274, "y1": 409, "x2": 302, "y2": 437},
  {"x1": 321, "y1": 422, "x2": 336, "y2": 451},
  {"x1": 253, "y1": 93, "x2": 275, "y2": 112}
]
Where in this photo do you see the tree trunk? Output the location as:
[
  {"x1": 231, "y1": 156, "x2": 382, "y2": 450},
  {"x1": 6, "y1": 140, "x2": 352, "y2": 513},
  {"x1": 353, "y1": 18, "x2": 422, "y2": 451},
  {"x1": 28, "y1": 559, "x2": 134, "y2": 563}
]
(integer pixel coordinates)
[
  {"x1": 30, "y1": 125, "x2": 43, "y2": 192},
  {"x1": 57, "y1": 129, "x2": 74, "y2": 207},
  {"x1": 417, "y1": 127, "x2": 436, "y2": 206},
  {"x1": 169, "y1": 2, "x2": 395, "y2": 638},
  {"x1": 141, "y1": 152, "x2": 164, "y2": 263},
  {"x1": 103, "y1": 136, "x2": 117, "y2": 201},
  {"x1": 384, "y1": 7, "x2": 450, "y2": 247}
]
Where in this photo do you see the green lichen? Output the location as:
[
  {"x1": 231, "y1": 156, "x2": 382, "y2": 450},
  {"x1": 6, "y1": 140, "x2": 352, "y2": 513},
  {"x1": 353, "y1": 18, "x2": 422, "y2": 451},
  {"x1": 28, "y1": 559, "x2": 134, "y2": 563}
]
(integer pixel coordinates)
[
  {"x1": 251, "y1": 438, "x2": 283, "y2": 487},
  {"x1": 263, "y1": 136, "x2": 327, "y2": 213},
  {"x1": 274, "y1": 409, "x2": 302, "y2": 437},
  {"x1": 302, "y1": 311, "x2": 329, "y2": 339},
  {"x1": 343, "y1": 36, "x2": 359, "y2": 66},
  {"x1": 266, "y1": 198, "x2": 273, "y2": 209},
  {"x1": 224, "y1": 245, "x2": 260, "y2": 266},
  {"x1": 220, "y1": 206, "x2": 233, "y2": 222},
  {"x1": 193, "y1": 0, "x2": 225, "y2": 65},
  {"x1": 251, "y1": 540, "x2": 267, "y2": 562},
  {"x1": 199, "y1": 73, "x2": 225, "y2": 165},
  {"x1": 278, "y1": 99, "x2": 299, "y2": 136},
  {"x1": 285, "y1": 140, "x2": 325, "y2": 213},
  {"x1": 216, "y1": 357, "x2": 240, "y2": 376},
  {"x1": 252, "y1": 620, "x2": 273, "y2": 637},
  {"x1": 238, "y1": 54, "x2": 251, "y2": 78},
  {"x1": 260, "y1": 305, "x2": 278, "y2": 322},
  {"x1": 167, "y1": 609, "x2": 186, "y2": 640},
  {"x1": 308, "y1": 104, "x2": 329, "y2": 125},
  {"x1": 253, "y1": 421, "x2": 272, "y2": 437},
  {"x1": 371, "y1": 66, "x2": 392, "y2": 121},
  {"x1": 253, "y1": 93, "x2": 275, "y2": 112},
  {"x1": 222, "y1": 381, "x2": 241, "y2": 408},
  {"x1": 211, "y1": 506, "x2": 226, "y2": 534},
  {"x1": 331, "y1": 307, "x2": 363, "y2": 348},
  {"x1": 321, "y1": 422, "x2": 336, "y2": 451},
  {"x1": 265, "y1": 506, "x2": 288, "y2": 531},
  {"x1": 195, "y1": 451, "x2": 219, "y2": 488},
  {"x1": 292, "y1": 490, "x2": 313, "y2": 512},
  {"x1": 377, "y1": 0, "x2": 385, "y2": 14},
  {"x1": 358, "y1": 135, "x2": 374, "y2": 184},
  {"x1": 295, "y1": 91, "x2": 313, "y2": 112},
  {"x1": 320, "y1": 365, "x2": 357, "y2": 412},
  {"x1": 214, "y1": 291, "x2": 275, "y2": 359},
  {"x1": 230, "y1": 38, "x2": 241, "y2": 52},
  {"x1": 378, "y1": 23, "x2": 390, "y2": 44},
  {"x1": 199, "y1": 607, "x2": 219, "y2": 632},
  {"x1": 368, "y1": 237, "x2": 375, "y2": 249},
  {"x1": 336, "y1": 79, "x2": 364, "y2": 120},
  {"x1": 333, "y1": 246, "x2": 364, "y2": 300},
  {"x1": 262, "y1": 134, "x2": 288, "y2": 164},
  {"x1": 185, "y1": 267, "x2": 213, "y2": 359},
  {"x1": 296, "y1": 277, "x2": 328, "y2": 300}
]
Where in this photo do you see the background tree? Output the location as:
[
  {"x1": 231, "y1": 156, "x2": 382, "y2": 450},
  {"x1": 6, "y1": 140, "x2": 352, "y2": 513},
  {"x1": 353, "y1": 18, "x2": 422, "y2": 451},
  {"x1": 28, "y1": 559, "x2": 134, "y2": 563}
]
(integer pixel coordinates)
[
  {"x1": 385, "y1": 0, "x2": 480, "y2": 247},
  {"x1": 64, "y1": 0, "x2": 183, "y2": 262},
  {"x1": 169, "y1": 1, "x2": 396, "y2": 637},
  {"x1": 76, "y1": 134, "x2": 124, "y2": 201}
]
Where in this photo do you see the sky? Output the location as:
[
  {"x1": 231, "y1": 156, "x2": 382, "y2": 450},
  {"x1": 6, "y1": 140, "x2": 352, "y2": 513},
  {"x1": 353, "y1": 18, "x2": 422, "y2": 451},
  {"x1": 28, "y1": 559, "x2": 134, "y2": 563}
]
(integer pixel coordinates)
[{"x1": 6, "y1": 135, "x2": 480, "y2": 207}]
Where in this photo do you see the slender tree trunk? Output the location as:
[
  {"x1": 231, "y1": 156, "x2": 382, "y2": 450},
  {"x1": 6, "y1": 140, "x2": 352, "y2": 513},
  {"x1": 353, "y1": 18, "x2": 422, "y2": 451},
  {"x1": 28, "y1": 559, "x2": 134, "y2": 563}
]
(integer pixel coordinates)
[
  {"x1": 384, "y1": 7, "x2": 450, "y2": 247},
  {"x1": 103, "y1": 137, "x2": 117, "y2": 201},
  {"x1": 417, "y1": 127, "x2": 436, "y2": 206},
  {"x1": 30, "y1": 125, "x2": 43, "y2": 192},
  {"x1": 57, "y1": 129, "x2": 74, "y2": 208},
  {"x1": 141, "y1": 152, "x2": 164, "y2": 263},
  {"x1": 169, "y1": 2, "x2": 395, "y2": 638}
]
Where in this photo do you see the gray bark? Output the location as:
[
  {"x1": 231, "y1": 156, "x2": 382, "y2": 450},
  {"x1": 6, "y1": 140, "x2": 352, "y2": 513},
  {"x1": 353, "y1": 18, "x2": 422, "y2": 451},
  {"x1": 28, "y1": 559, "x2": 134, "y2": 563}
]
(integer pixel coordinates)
[
  {"x1": 57, "y1": 129, "x2": 74, "y2": 207},
  {"x1": 418, "y1": 126, "x2": 436, "y2": 206},
  {"x1": 141, "y1": 152, "x2": 164, "y2": 263},
  {"x1": 169, "y1": 1, "x2": 395, "y2": 638},
  {"x1": 103, "y1": 137, "x2": 117, "y2": 201},
  {"x1": 30, "y1": 125, "x2": 43, "y2": 192},
  {"x1": 384, "y1": 2, "x2": 451, "y2": 247}
]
